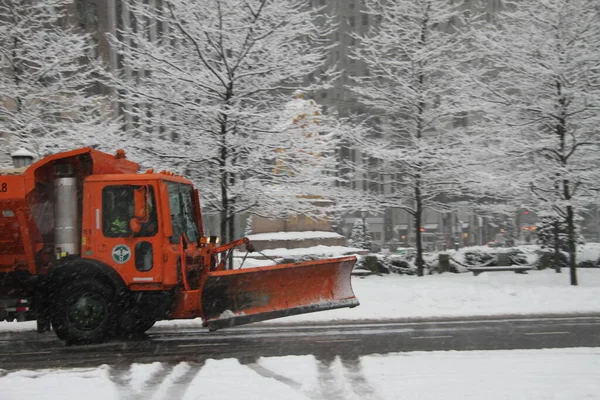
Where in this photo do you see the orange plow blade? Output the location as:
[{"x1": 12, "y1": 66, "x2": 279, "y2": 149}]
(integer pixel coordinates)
[{"x1": 200, "y1": 255, "x2": 358, "y2": 330}]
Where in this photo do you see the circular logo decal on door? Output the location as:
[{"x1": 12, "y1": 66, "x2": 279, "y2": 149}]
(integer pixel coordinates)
[{"x1": 112, "y1": 244, "x2": 131, "y2": 264}]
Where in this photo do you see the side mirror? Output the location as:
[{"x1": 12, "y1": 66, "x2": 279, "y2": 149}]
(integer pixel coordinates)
[
  {"x1": 130, "y1": 218, "x2": 142, "y2": 234},
  {"x1": 131, "y1": 185, "x2": 149, "y2": 234},
  {"x1": 133, "y1": 186, "x2": 149, "y2": 221}
]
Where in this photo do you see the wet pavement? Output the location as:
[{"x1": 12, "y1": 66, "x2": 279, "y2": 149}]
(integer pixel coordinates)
[{"x1": 1, "y1": 313, "x2": 600, "y2": 371}]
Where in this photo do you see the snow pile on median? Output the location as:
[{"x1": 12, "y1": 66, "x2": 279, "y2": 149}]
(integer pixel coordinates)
[{"x1": 269, "y1": 268, "x2": 600, "y2": 324}]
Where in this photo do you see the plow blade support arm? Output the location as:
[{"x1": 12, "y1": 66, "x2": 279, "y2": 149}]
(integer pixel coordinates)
[{"x1": 201, "y1": 256, "x2": 358, "y2": 330}]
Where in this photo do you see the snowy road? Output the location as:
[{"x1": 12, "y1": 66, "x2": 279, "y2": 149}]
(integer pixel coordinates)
[{"x1": 1, "y1": 314, "x2": 600, "y2": 371}]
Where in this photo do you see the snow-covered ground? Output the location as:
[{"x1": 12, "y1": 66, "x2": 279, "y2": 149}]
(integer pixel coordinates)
[
  {"x1": 3, "y1": 348, "x2": 600, "y2": 400},
  {"x1": 3, "y1": 267, "x2": 600, "y2": 333},
  {"x1": 156, "y1": 267, "x2": 600, "y2": 327},
  {"x1": 2, "y1": 241, "x2": 600, "y2": 399}
]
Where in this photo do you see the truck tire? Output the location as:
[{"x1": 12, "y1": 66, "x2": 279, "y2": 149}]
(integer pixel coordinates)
[
  {"x1": 51, "y1": 280, "x2": 116, "y2": 344},
  {"x1": 128, "y1": 317, "x2": 156, "y2": 336},
  {"x1": 117, "y1": 313, "x2": 156, "y2": 337}
]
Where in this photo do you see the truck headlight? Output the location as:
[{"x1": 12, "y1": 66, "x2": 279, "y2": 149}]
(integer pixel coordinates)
[{"x1": 200, "y1": 236, "x2": 220, "y2": 244}]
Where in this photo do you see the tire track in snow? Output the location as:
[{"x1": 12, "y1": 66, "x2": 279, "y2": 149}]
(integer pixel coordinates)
[{"x1": 341, "y1": 356, "x2": 383, "y2": 400}]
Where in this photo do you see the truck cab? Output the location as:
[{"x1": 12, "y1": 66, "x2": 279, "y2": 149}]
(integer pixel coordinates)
[{"x1": 82, "y1": 175, "x2": 201, "y2": 292}]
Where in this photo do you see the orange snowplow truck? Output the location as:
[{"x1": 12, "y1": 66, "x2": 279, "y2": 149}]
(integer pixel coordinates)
[{"x1": 0, "y1": 147, "x2": 358, "y2": 344}]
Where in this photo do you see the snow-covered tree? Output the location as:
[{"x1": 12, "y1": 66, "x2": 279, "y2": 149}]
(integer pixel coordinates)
[
  {"x1": 469, "y1": 0, "x2": 600, "y2": 285},
  {"x1": 109, "y1": 0, "x2": 348, "y2": 242},
  {"x1": 244, "y1": 213, "x2": 253, "y2": 236},
  {"x1": 503, "y1": 216, "x2": 518, "y2": 247},
  {"x1": 349, "y1": 218, "x2": 373, "y2": 251},
  {"x1": 0, "y1": 0, "x2": 119, "y2": 162},
  {"x1": 350, "y1": 0, "x2": 478, "y2": 275},
  {"x1": 536, "y1": 214, "x2": 584, "y2": 272}
]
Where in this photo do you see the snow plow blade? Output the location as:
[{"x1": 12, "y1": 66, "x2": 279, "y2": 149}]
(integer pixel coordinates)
[{"x1": 201, "y1": 256, "x2": 358, "y2": 331}]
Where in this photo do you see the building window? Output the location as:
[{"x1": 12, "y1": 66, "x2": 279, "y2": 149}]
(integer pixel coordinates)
[
  {"x1": 319, "y1": 0, "x2": 325, "y2": 5},
  {"x1": 349, "y1": 2, "x2": 355, "y2": 9},
  {"x1": 348, "y1": 16, "x2": 355, "y2": 27},
  {"x1": 75, "y1": 0, "x2": 98, "y2": 29},
  {"x1": 87, "y1": 37, "x2": 98, "y2": 59},
  {"x1": 362, "y1": 13, "x2": 369, "y2": 26},
  {"x1": 321, "y1": 91, "x2": 328, "y2": 99},
  {"x1": 453, "y1": 111, "x2": 469, "y2": 128}
]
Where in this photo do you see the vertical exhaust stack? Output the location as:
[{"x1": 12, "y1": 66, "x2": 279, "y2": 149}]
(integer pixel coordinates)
[
  {"x1": 54, "y1": 164, "x2": 79, "y2": 257},
  {"x1": 10, "y1": 148, "x2": 36, "y2": 168}
]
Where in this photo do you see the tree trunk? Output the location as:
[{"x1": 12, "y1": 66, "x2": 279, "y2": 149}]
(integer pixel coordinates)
[
  {"x1": 415, "y1": 183, "x2": 424, "y2": 277},
  {"x1": 566, "y1": 204, "x2": 578, "y2": 286},
  {"x1": 219, "y1": 122, "x2": 229, "y2": 244},
  {"x1": 553, "y1": 220, "x2": 561, "y2": 273},
  {"x1": 413, "y1": 9, "x2": 429, "y2": 277},
  {"x1": 219, "y1": 173, "x2": 229, "y2": 242},
  {"x1": 227, "y1": 204, "x2": 236, "y2": 270}
]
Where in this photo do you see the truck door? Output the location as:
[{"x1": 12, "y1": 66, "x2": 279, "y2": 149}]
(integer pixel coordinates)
[{"x1": 92, "y1": 184, "x2": 163, "y2": 287}]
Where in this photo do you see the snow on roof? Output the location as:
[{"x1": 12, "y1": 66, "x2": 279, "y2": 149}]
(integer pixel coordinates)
[
  {"x1": 247, "y1": 231, "x2": 344, "y2": 241},
  {"x1": 10, "y1": 148, "x2": 36, "y2": 158},
  {"x1": 235, "y1": 244, "x2": 363, "y2": 260}
]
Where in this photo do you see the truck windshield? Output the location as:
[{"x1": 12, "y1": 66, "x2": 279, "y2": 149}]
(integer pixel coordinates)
[{"x1": 166, "y1": 182, "x2": 199, "y2": 244}]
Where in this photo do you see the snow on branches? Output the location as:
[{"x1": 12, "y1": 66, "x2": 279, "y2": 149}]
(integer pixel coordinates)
[
  {"x1": 0, "y1": 0, "x2": 119, "y2": 162},
  {"x1": 469, "y1": 0, "x2": 600, "y2": 284},
  {"x1": 350, "y1": 0, "x2": 477, "y2": 274},
  {"x1": 109, "y1": 0, "x2": 345, "y2": 240}
]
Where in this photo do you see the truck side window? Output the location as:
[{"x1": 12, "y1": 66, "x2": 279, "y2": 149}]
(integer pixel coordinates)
[
  {"x1": 102, "y1": 185, "x2": 158, "y2": 238},
  {"x1": 166, "y1": 182, "x2": 199, "y2": 244}
]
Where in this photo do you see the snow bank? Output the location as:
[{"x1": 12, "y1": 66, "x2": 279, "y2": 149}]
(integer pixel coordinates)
[
  {"x1": 270, "y1": 268, "x2": 600, "y2": 324},
  {"x1": 578, "y1": 242, "x2": 600, "y2": 263}
]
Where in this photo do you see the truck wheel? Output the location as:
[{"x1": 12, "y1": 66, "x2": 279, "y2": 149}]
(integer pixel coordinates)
[
  {"x1": 118, "y1": 313, "x2": 156, "y2": 337},
  {"x1": 36, "y1": 318, "x2": 50, "y2": 333},
  {"x1": 129, "y1": 317, "x2": 156, "y2": 336},
  {"x1": 51, "y1": 280, "x2": 116, "y2": 344}
]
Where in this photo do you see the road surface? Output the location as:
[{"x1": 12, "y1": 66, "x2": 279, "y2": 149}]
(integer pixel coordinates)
[{"x1": 1, "y1": 313, "x2": 599, "y2": 371}]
